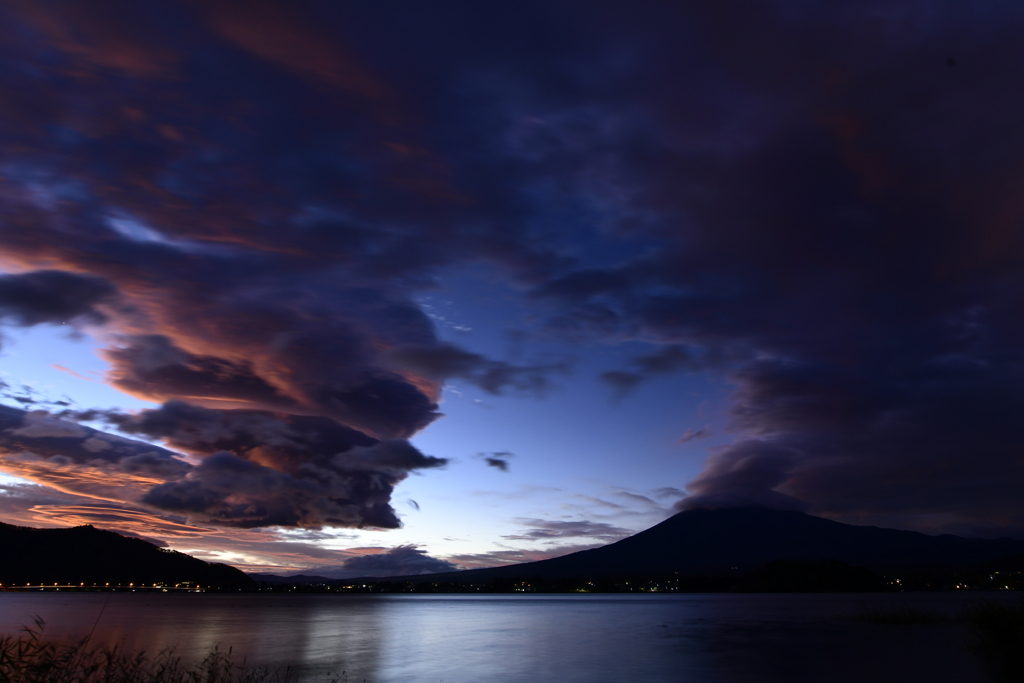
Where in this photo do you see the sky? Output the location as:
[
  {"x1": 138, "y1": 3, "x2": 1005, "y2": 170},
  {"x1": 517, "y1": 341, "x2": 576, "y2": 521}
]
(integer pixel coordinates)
[{"x1": 2, "y1": 0, "x2": 1024, "y2": 577}]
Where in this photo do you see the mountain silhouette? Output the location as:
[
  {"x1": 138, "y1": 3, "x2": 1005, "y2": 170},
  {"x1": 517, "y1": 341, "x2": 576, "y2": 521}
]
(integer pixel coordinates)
[
  {"x1": 391, "y1": 508, "x2": 1024, "y2": 582},
  {"x1": 0, "y1": 522, "x2": 254, "y2": 589}
]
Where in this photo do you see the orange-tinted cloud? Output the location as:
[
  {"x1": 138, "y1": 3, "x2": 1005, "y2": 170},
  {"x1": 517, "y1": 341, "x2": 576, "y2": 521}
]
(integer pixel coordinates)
[
  {"x1": 198, "y1": 1, "x2": 391, "y2": 100},
  {"x1": 8, "y1": 0, "x2": 179, "y2": 79},
  {"x1": 28, "y1": 505, "x2": 217, "y2": 538}
]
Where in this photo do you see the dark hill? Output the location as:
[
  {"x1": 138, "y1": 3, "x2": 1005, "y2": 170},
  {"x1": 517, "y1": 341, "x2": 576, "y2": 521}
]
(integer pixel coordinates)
[
  {"x1": 0, "y1": 522, "x2": 254, "y2": 589},
  {"x1": 394, "y1": 508, "x2": 1024, "y2": 582}
]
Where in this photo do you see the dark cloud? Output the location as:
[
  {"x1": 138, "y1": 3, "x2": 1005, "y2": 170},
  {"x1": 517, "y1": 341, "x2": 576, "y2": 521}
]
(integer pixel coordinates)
[
  {"x1": 608, "y1": 490, "x2": 659, "y2": 509},
  {"x1": 339, "y1": 545, "x2": 459, "y2": 576},
  {"x1": 140, "y1": 451, "x2": 380, "y2": 529},
  {"x1": 0, "y1": 270, "x2": 115, "y2": 327},
  {"x1": 676, "y1": 440, "x2": 809, "y2": 512},
  {"x1": 0, "y1": 403, "x2": 192, "y2": 503},
  {"x1": 90, "y1": 400, "x2": 376, "y2": 460},
  {"x1": 484, "y1": 457, "x2": 509, "y2": 471},
  {"x1": 103, "y1": 335, "x2": 293, "y2": 409},
  {"x1": 511, "y1": 3, "x2": 1024, "y2": 533},
  {"x1": 600, "y1": 346, "x2": 709, "y2": 396},
  {"x1": 502, "y1": 518, "x2": 632, "y2": 543},
  {"x1": 479, "y1": 451, "x2": 514, "y2": 472},
  {"x1": 598, "y1": 370, "x2": 642, "y2": 397},
  {"x1": 678, "y1": 426, "x2": 712, "y2": 444},
  {"x1": 95, "y1": 401, "x2": 446, "y2": 528},
  {"x1": 446, "y1": 543, "x2": 605, "y2": 570},
  {"x1": 388, "y1": 344, "x2": 566, "y2": 396},
  {"x1": 631, "y1": 346, "x2": 699, "y2": 375},
  {"x1": 275, "y1": 544, "x2": 460, "y2": 579},
  {"x1": 1, "y1": 401, "x2": 445, "y2": 529}
]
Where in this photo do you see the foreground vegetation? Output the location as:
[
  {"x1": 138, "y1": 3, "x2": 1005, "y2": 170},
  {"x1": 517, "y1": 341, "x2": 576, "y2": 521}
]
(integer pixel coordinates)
[{"x1": 0, "y1": 619, "x2": 355, "y2": 683}]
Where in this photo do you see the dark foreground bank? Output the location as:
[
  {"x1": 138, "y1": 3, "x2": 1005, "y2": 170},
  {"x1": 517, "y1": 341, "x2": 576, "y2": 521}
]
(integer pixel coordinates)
[{"x1": 0, "y1": 619, "x2": 352, "y2": 683}]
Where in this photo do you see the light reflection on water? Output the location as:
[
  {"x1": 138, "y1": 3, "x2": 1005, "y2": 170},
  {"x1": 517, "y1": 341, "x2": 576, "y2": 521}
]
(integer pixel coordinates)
[{"x1": 0, "y1": 592, "x2": 999, "y2": 682}]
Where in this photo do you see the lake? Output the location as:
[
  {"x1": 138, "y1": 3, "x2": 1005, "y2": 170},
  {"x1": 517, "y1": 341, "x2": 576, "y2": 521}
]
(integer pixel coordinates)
[{"x1": 0, "y1": 592, "x2": 1002, "y2": 682}]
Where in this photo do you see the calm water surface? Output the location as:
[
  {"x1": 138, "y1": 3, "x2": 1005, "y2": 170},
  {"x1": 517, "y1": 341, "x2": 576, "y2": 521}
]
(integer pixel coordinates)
[{"x1": 0, "y1": 592, "x2": 999, "y2": 682}]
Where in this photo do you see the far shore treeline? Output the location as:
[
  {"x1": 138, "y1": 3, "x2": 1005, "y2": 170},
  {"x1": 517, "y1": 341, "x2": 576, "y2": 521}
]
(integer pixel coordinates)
[
  {"x1": 0, "y1": 522, "x2": 253, "y2": 591},
  {"x1": 5, "y1": 509, "x2": 1024, "y2": 594}
]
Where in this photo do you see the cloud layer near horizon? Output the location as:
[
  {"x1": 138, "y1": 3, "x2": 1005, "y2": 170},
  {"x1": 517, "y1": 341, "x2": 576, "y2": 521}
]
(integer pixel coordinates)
[
  {"x1": 0, "y1": 402, "x2": 447, "y2": 529},
  {"x1": 2, "y1": 0, "x2": 1024, "y2": 540}
]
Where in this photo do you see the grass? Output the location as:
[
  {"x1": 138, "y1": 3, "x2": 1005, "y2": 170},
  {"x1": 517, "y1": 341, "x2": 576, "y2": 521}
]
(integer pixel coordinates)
[{"x1": 0, "y1": 618, "x2": 356, "y2": 683}]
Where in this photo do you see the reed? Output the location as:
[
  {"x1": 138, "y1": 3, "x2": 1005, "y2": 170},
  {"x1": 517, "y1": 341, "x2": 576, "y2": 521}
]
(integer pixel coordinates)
[{"x1": 0, "y1": 618, "x2": 352, "y2": 683}]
